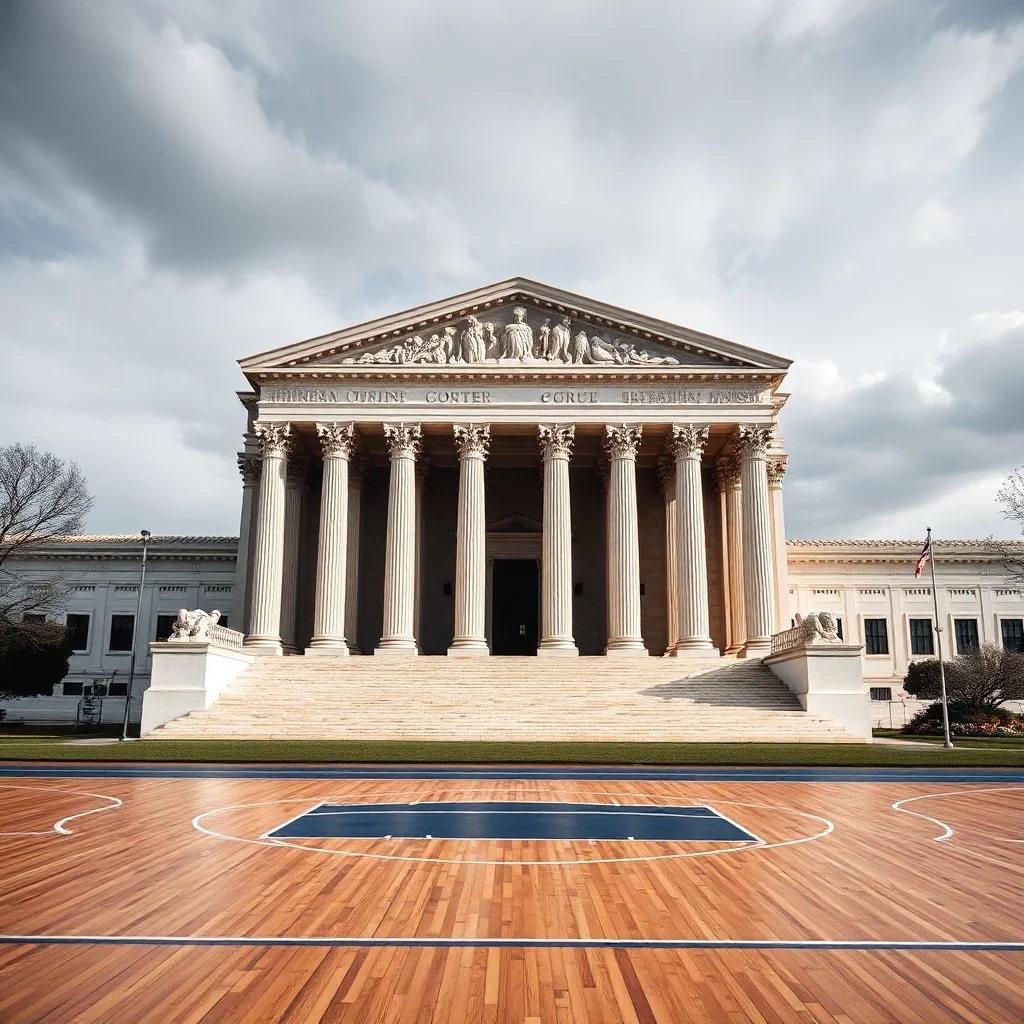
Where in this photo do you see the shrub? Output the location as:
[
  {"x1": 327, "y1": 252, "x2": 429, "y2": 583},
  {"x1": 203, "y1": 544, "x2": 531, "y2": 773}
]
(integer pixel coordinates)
[{"x1": 903, "y1": 701, "x2": 1024, "y2": 737}]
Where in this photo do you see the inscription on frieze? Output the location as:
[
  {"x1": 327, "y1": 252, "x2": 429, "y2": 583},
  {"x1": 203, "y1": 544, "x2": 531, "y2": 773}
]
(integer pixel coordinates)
[{"x1": 261, "y1": 384, "x2": 770, "y2": 407}]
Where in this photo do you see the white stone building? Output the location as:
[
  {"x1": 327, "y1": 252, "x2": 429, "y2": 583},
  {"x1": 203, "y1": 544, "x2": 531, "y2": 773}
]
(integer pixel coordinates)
[{"x1": 2, "y1": 280, "x2": 1021, "y2": 730}]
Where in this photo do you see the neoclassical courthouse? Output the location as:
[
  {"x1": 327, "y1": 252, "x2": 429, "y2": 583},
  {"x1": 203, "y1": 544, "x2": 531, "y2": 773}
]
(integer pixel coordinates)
[{"x1": 6, "y1": 281, "x2": 1023, "y2": 729}]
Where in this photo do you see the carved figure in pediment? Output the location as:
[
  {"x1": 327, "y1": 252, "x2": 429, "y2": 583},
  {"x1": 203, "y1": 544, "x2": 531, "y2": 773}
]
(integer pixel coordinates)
[
  {"x1": 482, "y1": 321, "x2": 500, "y2": 359},
  {"x1": 538, "y1": 320, "x2": 551, "y2": 359},
  {"x1": 571, "y1": 330, "x2": 589, "y2": 363},
  {"x1": 587, "y1": 334, "x2": 618, "y2": 363},
  {"x1": 502, "y1": 306, "x2": 534, "y2": 360},
  {"x1": 549, "y1": 316, "x2": 571, "y2": 361},
  {"x1": 460, "y1": 316, "x2": 486, "y2": 363}
]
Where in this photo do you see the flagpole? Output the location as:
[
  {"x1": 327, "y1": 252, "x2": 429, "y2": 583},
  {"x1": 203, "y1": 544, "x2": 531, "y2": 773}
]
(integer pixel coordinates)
[{"x1": 925, "y1": 527, "x2": 954, "y2": 750}]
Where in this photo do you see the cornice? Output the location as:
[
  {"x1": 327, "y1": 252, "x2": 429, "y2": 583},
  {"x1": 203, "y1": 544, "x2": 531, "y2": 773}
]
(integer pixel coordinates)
[
  {"x1": 239, "y1": 279, "x2": 792, "y2": 377},
  {"x1": 786, "y1": 538, "x2": 1023, "y2": 565}
]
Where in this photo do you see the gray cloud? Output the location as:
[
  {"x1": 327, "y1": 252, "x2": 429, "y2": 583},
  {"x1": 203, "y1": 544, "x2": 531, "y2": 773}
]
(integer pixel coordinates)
[{"x1": 0, "y1": 0, "x2": 1022, "y2": 537}]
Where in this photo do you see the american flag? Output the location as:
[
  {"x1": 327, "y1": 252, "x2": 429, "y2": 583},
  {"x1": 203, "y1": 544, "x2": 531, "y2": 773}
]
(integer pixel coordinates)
[{"x1": 914, "y1": 536, "x2": 932, "y2": 578}]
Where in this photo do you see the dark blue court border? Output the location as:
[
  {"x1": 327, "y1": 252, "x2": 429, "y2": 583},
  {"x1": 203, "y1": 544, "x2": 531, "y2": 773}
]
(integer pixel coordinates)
[
  {"x1": 2, "y1": 764, "x2": 1023, "y2": 783},
  {"x1": 268, "y1": 801, "x2": 758, "y2": 842}
]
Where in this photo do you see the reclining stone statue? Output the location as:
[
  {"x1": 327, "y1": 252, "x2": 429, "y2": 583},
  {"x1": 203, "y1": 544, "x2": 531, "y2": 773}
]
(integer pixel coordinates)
[
  {"x1": 792, "y1": 612, "x2": 843, "y2": 645},
  {"x1": 167, "y1": 608, "x2": 222, "y2": 642}
]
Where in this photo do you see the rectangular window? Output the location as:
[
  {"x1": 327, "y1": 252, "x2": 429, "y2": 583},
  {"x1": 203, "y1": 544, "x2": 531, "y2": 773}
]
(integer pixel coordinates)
[
  {"x1": 864, "y1": 618, "x2": 889, "y2": 655},
  {"x1": 22, "y1": 613, "x2": 46, "y2": 624},
  {"x1": 1001, "y1": 618, "x2": 1024, "y2": 653},
  {"x1": 66, "y1": 613, "x2": 90, "y2": 652},
  {"x1": 155, "y1": 614, "x2": 178, "y2": 642},
  {"x1": 909, "y1": 618, "x2": 934, "y2": 656},
  {"x1": 954, "y1": 618, "x2": 979, "y2": 655},
  {"x1": 869, "y1": 687, "x2": 893, "y2": 702},
  {"x1": 63, "y1": 682, "x2": 83, "y2": 696},
  {"x1": 108, "y1": 681, "x2": 128, "y2": 696},
  {"x1": 108, "y1": 614, "x2": 135, "y2": 652}
]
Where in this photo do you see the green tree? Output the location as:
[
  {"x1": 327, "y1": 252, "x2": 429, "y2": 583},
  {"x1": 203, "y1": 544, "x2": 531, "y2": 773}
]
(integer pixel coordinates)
[
  {"x1": 903, "y1": 644, "x2": 1024, "y2": 712},
  {"x1": 0, "y1": 618, "x2": 74, "y2": 700}
]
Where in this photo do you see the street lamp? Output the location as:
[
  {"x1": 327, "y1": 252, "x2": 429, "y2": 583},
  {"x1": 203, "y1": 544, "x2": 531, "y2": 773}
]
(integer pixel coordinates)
[{"x1": 120, "y1": 530, "x2": 151, "y2": 742}]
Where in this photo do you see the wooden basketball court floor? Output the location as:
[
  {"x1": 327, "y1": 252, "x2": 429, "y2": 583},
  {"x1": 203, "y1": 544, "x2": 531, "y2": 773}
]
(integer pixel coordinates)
[{"x1": 1, "y1": 764, "x2": 1022, "y2": 1023}]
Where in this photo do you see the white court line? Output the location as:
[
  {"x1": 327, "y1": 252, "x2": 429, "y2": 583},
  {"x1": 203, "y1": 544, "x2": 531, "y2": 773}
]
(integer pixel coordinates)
[
  {"x1": 891, "y1": 786, "x2": 1024, "y2": 844},
  {"x1": 192, "y1": 788, "x2": 832, "y2": 867},
  {"x1": 0, "y1": 933, "x2": 1020, "y2": 950},
  {"x1": 704, "y1": 804, "x2": 764, "y2": 845},
  {"x1": 0, "y1": 784, "x2": 122, "y2": 837},
  {"x1": 258, "y1": 800, "x2": 325, "y2": 841}
]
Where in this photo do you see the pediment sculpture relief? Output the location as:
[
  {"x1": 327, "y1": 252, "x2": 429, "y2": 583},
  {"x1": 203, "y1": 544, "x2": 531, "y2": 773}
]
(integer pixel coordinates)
[{"x1": 340, "y1": 305, "x2": 686, "y2": 367}]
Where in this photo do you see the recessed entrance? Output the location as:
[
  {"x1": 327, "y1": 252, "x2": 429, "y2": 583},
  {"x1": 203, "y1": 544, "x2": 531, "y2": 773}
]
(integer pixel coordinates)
[{"x1": 491, "y1": 559, "x2": 539, "y2": 655}]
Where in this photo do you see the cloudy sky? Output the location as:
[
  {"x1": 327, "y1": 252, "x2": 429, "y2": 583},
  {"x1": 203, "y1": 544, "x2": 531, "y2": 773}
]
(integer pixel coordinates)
[{"x1": 1, "y1": 0, "x2": 1022, "y2": 540}]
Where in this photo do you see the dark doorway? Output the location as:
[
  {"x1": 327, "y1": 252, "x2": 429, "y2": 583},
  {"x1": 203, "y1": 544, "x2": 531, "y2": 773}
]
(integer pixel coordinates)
[{"x1": 491, "y1": 559, "x2": 539, "y2": 655}]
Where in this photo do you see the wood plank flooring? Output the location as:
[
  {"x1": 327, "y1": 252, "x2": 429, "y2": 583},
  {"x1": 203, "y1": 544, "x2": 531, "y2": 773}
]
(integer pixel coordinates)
[{"x1": 0, "y1": 773, "x2": 1022, "y2": 1022}]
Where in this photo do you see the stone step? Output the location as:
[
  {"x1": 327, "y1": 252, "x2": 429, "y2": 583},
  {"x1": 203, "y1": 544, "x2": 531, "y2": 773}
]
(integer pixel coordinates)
[{"x1": 149, "y1": 655, "x2": 863, "y2": 742}]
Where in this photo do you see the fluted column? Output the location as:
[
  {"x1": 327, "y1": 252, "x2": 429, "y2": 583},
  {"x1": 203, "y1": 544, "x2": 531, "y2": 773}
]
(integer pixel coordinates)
[
  {"x1": 737, "y1": 425, "x2": 776, "y2": 657},
  {"x1": 604, "y1": 425, "x2": 647, "y2": 656},
  {"x1": 235, "y1": 453, "x2": 260, "y2": 635},
  {"x1": 768, "y1": 456, "x2": 790, "y2": 633},
  {"x1": 279, "y1": 457, "x2": 307, "y2": 653},
  {"x1": 245, "y1": 422, "x2": 291, "y2": 653},
  {"x1": 308, "y1": 424, "x2": 356, "y2": 654},
  {"x1": 344, "y1": 454, "x2": 366, "y2": 653},
  {"x1": 375, "y1": 423, "x2": 421, "y2": 655},
  {"x1": 669, "y1": 424, "x2": 716, "y2": 654},
  {"x1": 448, "y1": 425, "x2": 490, "y2": 656},
  {"x1": 538, "y1": 425, "x2": 578, "y2": 656},
  {"x1": 658, "y1": 457, "x2": 680, "y2": 655},
  {"x1": 717, "y1": 452, "x2": 746, "y2": 653}
]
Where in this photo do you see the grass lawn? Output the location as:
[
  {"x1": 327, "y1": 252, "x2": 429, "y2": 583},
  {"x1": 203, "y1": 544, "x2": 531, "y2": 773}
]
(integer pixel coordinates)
[{"x1": 0, "y1": 738, "x2": 1023, "y2": 766}]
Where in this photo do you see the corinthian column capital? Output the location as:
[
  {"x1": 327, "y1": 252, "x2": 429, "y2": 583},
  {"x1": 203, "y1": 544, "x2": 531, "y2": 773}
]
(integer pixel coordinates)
[
  {"x1": 735, "y1": 424, "x2": 774, "y2": 459},
  {"x1": 715, "y1": 451, "x2": 742, "y2": 492},
  {"x1": 237, "y1": 453, "x2": 261, "y2": 486},
  {"x1": 767, "y1": 455, "x2": 789, "y2": 487},
  {"x1": 669, "y1": 423, "x2": 710, "y2": 460},
  {"x1": 316, "y1": 422, "x2": 357, "y2": 460},
  {"x1": 453, "y1": 424, "x2": 491, "y2": 460},
  {"x1": 538, "y1": 424, "x2": 575, "y2": 460},
  {"x1": 254, "y1": 422, "x2": 292, "y2": 458},
  {"x1": 603, "y1": 424, "x2": 642, "y2": 461},
  {"x1": 383, "y1": 423, "x2": 422, "y2": 459}
]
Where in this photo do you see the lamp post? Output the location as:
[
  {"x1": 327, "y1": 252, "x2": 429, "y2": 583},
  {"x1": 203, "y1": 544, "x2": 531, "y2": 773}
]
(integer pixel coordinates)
[{"x1": 120, "y1": 530, "x2": 151, "y2": 742}]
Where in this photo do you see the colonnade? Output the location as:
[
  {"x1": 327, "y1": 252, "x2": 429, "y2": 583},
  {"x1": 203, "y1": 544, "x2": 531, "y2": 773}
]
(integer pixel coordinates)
[{"x1": 242, "y1": 421, "x2": 782, "y2": 658}]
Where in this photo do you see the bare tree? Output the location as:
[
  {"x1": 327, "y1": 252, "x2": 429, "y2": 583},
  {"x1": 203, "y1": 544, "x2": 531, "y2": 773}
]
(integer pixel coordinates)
[
  {"x1": 0, "y1": 443, "x2": 93, "y2": 621},
  {"x1": 997, "y1": 468, "x2": 1024, "y2": 586}
]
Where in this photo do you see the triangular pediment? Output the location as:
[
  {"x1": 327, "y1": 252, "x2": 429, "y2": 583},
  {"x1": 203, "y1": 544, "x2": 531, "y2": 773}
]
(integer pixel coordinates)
[{"x1": 239, "y1": 278, "x2": 790, "y2": 376}]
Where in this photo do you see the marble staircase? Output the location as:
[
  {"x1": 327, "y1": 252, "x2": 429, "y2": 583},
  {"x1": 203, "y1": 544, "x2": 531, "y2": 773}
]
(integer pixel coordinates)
[{"x1": 150, "y1": 655, "x2": 864, "y2": 742}]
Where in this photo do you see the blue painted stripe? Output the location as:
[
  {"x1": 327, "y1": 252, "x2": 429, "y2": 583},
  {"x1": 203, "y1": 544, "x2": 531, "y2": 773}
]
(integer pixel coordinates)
[
  {"x1": 0, "y1": 934, "x2": 1021, "y2": 951},
  {"x1": 1, "y1": 764, "x2": 1023, "y2": 783}
]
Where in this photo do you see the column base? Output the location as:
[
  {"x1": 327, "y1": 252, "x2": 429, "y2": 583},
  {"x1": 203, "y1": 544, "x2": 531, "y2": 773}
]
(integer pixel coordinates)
[
  {"x1": 669, "y1": 644, "x2": 721, "y2": 658},
  {"x1": 604, "y1": 644, "x2": 649, "y2": 657},
  {"x1": 537, "y1": 644, "x2": 579, "y2": 658},
  {"x1": 374, "y1": 643, "x2": 419, "y2": 656},
  {"x1": 305, "y1": 641, "x2": 351, "y2": 657},
  {"x1": 447, "y1": 643, "x2": 490, "y2": 657},
  {"x1": 243, "y1": 636, "x2": 284, "y2": 656},
  {"x1": 739, "y1": 639, "x2": 772, "y2": 659}
]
